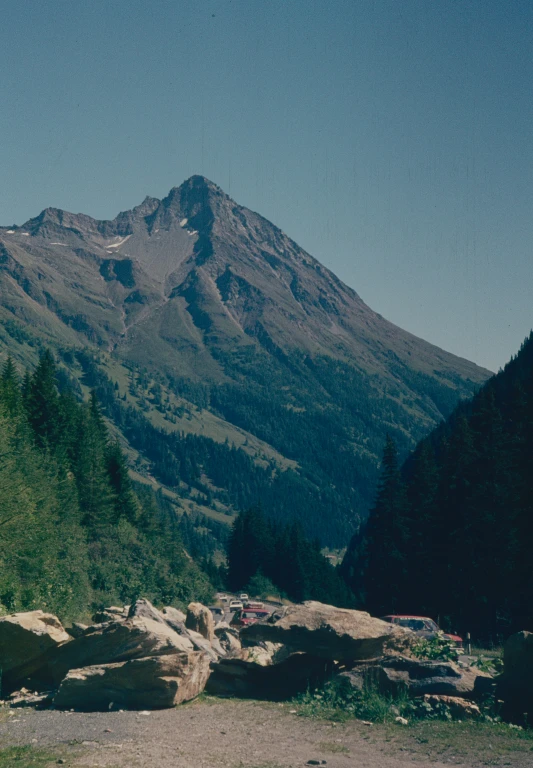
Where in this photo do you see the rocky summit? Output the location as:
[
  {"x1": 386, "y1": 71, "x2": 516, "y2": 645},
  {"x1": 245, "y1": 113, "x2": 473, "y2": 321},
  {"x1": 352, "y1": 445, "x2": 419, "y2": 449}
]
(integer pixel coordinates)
[{"x1": 0, "y1": 177, "x2": 490, "y2": 543}]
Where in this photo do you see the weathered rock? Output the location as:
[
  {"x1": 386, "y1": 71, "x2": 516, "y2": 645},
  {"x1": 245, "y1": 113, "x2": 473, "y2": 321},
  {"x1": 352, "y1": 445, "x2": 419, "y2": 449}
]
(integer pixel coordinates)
[
  {"x1": 211, "y1": 635, "x2": 226, "y2": 657},
  {"x1": 68, "y1": 622, "x2": 89, "y2": 639},
  {"x1": 420, "y1": 694, "x2": 481, "y2": 719},
  {"x1": 186, "y1": 629, "x2": 219, "y2": 661},
  {"x1": 162, "y1": 606, "x2": 187, "y2": 626},
  {"x1": 128, "y1": 598, "x2": 166, "y2": 624},
  {"x1": 497, "y1": 631, "x2": 533, "y2": 723},
  {"x1": 240, "y1": 642, "x2": 290, "y2": 667},
  {"x1": 215, "y1": 623, "x2": 242, "y2": 656},
  {"x1": 241, "y1": 601, "x2": 413, "y2": 661},
  {"x1": 337, "y1": 655, "x2": 490, "y2": 698},
  {"x1": 7, "y1": 687, "x2": 53, "y2": 709},
  {"x1": 0, "y1": 611, "x2": 71, "y2": 690},
  {"x1": 186, "y1": 603, "x2": 215, "y2": 643},
  {"x1": 92, "y1": 610, "x2": 120, "y2": 623},
  {"x1": 207, "y1": 652, "x2": 333, "y2": 699},
  {"x1": 40, "y1": 617, "x2": 195, "y2": 685},
  {"x1": 53, "y1": 651, "x2": 210, "y2": 711}
]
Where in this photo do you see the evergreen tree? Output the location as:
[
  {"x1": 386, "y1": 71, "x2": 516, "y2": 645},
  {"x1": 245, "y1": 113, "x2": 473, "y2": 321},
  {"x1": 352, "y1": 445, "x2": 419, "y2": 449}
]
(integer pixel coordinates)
[
  {"x1": 75, "y1": 402, "x2": 115, "y2": 533},
  {"x1": 364, "y1": 435, "x2": 408, "y2": 615},
  {"x1": 106, "y1": 441, "x2": 140, "y2": 524},
  {"x1": 24, "y1": 350, "x2": 61, "y2": 451}
]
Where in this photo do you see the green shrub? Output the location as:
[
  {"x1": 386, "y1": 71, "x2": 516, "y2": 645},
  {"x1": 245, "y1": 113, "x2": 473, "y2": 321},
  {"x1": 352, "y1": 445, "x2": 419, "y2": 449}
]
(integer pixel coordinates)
[
  {"x1": 293, "y1": 676, "x2": 410, "y2": 723},
  {"x1": 411, "y1": 632, "x2": 460, "y2": 662}
]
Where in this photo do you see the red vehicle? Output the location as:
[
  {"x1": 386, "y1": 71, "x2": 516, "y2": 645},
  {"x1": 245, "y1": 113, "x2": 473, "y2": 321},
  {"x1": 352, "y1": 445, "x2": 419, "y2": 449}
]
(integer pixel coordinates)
[
  {"x1": 381, "y1": 615, "x2": 464, "y2": 650},
  {"x1": 230, "y1": 609, "x2": 270, "y2": 628}
]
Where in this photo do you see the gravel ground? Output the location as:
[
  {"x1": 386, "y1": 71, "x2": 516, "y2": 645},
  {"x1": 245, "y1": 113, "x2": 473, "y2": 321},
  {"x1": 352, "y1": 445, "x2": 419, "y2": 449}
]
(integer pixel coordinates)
[{"x1": 0, "y1": 699, "x2": 531, "y2": 768}]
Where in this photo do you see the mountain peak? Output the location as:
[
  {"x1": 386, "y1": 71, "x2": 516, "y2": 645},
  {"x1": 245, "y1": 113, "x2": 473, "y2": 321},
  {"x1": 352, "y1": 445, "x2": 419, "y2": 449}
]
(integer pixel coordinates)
[{"x1": 180, "y1": 175, "x2": 222, "y2": 191}]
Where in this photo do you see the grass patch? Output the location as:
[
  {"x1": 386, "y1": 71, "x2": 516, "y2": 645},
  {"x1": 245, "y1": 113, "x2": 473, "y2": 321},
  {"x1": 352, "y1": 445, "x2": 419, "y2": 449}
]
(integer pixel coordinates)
[
  {"x1": 293, "y1": 677, "x2": 411, "y2": 723},
  {"x1": 378, "y1": 720, "x2": 533, "y2": 764},
  {"x1": 0, "y1": 745, "x2": 69, "y2": 767}
]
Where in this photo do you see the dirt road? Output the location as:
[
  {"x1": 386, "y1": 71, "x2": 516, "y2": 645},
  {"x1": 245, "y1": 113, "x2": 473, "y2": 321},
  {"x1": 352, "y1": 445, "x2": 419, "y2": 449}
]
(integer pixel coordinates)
[{"x1": 0, "y1": 698, "x2": 531, "y2": 768}]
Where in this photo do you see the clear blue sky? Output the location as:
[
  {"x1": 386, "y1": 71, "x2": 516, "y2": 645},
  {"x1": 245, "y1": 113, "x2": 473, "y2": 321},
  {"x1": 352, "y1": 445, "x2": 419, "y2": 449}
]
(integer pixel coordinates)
[{"x1": 2, "y1": 0, "x2": 532, "y2": 372}]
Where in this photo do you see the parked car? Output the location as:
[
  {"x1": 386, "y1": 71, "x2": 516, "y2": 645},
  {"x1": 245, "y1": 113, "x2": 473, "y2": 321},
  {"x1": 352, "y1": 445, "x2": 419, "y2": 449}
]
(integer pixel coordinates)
[
  {"x1": 244, "y1": 601, "x2": 265, "y2": 610},
  {"x1": 230, "y1": 609, "x2": 270, "y2": 628},
  {"x1": 381, "y1": 615, "x2": 464, "y2": 650},
  {"x1": 210, "y1": 606, "x2": 225, "y2": 620},
  {"x1": 238, "y1": 593, "x2": 249, "y2": 601},
  {"x1": 229, "y1": 600, "x2": 243, "y2": 611},
  {"x1": 216, "y1": 593, "x2": 229, "y2": 603}
]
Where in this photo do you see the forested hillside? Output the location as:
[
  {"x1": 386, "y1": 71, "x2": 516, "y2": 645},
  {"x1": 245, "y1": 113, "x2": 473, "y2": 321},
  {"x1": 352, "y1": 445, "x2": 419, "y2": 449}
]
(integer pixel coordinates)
[
  {"x1": 342, "y1": 333, "x2": 533, "y2": 639},
  {"x1": 0, "y1": 351, "x2": 212, "y2": 620},
  {"x1": 227, "y1": 507, "x2": 353, "y2": 607},
  {"x1": 0, "y1": 177, "x2": 490, "y2": 545}
]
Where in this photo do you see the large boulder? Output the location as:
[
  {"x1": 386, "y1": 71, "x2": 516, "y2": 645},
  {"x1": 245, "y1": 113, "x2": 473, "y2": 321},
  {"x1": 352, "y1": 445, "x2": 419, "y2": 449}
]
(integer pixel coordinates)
[
  {"x1": 36, "y1": 616, "x2": 195, "y2": 686},
  {"x1": 162, "y1": 606, "x2": 187, "y2": 627},
  {"x1": 68, "y1": 622, "x2": 89, "y2": 639},
  {"x1": 207, "y1": 652, "x2": 332, "y2": 699},
  {"x1": 497, "y1": 631, "x2": 533, "y2": 723},
  {"x1": 186, "y1": 629, "x2": 220, "y2": 661},
  {"x1": 0, "y1": 611, "x2": 71, "y2": 690},
  {"x1": 186, "y1": 603, "x2": 215, "y2": 643},
  {"x1": 128, "y1": 598, "x2": 166, "y2": 624},
  {"x1": 337, "y1": 655, "x2": 491, "y2": 698},
  {"x1": 215, "y1": 623, "x2": 242, "y2": 657},
  {"x1": 241, "y1": 601, "x2": 413, "y2": 662},
  {"x1": 53, "y1": 651, "x2": 210, "y2": 711}
]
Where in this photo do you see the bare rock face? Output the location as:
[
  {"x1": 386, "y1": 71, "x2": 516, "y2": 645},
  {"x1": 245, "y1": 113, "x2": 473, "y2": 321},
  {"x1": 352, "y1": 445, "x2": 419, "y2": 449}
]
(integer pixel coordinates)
[
  {"x1": 241, "y1": 601, "x2": 413, "y2": 662},
  {"x1": 497, "y1": 631, "x2": 533, "y2": 723},
  {"x1": 186, "y1": 603, "x2": 215, "y2": 643},
  {"x1": 0, "y1": 611, "x2": 71, "y2": 690},
  {"x1": 240, "y1": 642, "x2": 290, "y2": 667},
  {"x1": 162, "y1": 606, "x2": 187, "y2": 626},
  {"x1": 43, "y1": 616, "x2": 195, "y2": 685},
  {"x1": 127, "y1": 598, "x2": 167, "y2": 624},
  {"x1": 186, "y1": 629, "x2": 220, "y2": 661},
  {"x1": 214, "y1": 623, "x2": 242, "y2": 657},
  {"x1": 337, "y1": 655, "x2": 491, "y2": 698},
  {"x1": 53, "y1": 652, "x2": 210, "y2": 711},
  {"x1": 68, "y1": 622, "x2": 89, "y2": 639}
]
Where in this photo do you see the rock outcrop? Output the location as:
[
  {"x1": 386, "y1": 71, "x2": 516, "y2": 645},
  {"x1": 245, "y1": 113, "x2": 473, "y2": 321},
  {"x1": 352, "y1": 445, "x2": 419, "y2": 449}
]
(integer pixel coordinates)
[
  {"x1": 337, "y1": 655, "x2": 490, "y2": 699},
  {"x1": 162, "y1": 606, "x2": 187, "y2": 627},
  {"x1": 44, "y1": 616, "x2": 195, "y2": 685},
  {"x1": 128, "y1": 598, "x2": 166, "y2": 624},
  {"x1": 53, "y1": 652, "x2": 210, "y2": 711},
  {"x1": 241, "y1": 601, "x2": 413, "y2": 661},
  {"x1": 0, "y1": 599, "x2": 496, "y2": 715},
  {"x1": 0, "y1": 611, "x2": 71, "y2": 690},
  {"x1": 207, "y1": 651, "x2": 332, "y2": 699},
  {"x1": 186, "y1": 603, "x2": 215, "y2": 643},
  {"x1": 215, "y1": 623, "x2": 242, "y2": 657},
  {"x1": 497, "y1": 630, "x2": 533, "y2": 723}
]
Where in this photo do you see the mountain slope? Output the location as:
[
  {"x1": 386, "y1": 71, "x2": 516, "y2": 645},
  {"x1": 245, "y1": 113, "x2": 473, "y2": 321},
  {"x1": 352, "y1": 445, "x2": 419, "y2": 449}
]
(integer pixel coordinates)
[{"x1": 0, "y1": 177, "x2": 491, "y2": 544}]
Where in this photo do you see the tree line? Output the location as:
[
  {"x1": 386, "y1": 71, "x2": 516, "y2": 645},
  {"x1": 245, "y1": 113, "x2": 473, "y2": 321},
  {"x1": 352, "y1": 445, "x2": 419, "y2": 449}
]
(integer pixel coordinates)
[
  {"x1": 342, "y1": 332, "x2": 533, "y2": 639},
  {"x1": 0, "y1": 351, "x2": 212, "y2": 620},
  {"x1": 227, "y1": 506, "x2": 354, "y2": 606}
]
